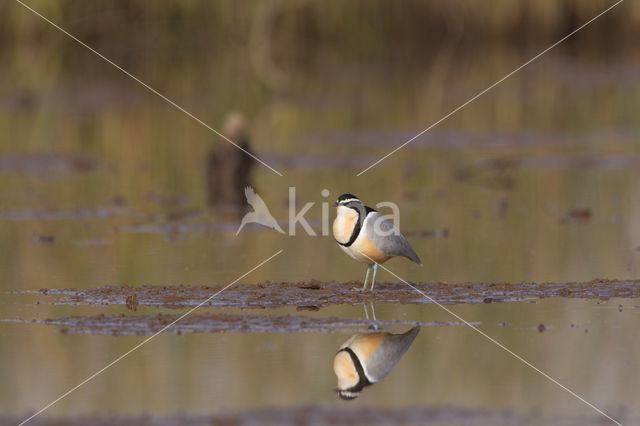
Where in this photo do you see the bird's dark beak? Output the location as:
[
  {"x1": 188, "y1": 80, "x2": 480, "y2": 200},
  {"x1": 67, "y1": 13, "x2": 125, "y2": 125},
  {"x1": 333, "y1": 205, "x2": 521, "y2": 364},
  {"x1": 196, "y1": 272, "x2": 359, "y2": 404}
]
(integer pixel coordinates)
[{"x1": 334, "y1": 201, "x2": 339, "y2": 206}]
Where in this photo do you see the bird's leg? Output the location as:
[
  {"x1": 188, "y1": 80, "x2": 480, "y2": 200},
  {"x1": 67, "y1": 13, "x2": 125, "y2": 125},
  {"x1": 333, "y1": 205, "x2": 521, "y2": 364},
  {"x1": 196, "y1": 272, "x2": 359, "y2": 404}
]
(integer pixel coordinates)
[
  {"x1": 363, "y1": 302, "x2": 370, "y2": 320},
  {"x1": 370, "y1": 263, "x2": 379, "y2": 291},
  {"x1": 370, "y1": 301, "x2": 379, "y2": 330},
  {"x1": 361, "y1": 264, "x2": 371, "y2": 291},
  {"x1": 369, "y1": 301, "x2": 377, "y2": 321},
  {"x1": 366, "y1": 301, "x2": 379, "y2": 330}
]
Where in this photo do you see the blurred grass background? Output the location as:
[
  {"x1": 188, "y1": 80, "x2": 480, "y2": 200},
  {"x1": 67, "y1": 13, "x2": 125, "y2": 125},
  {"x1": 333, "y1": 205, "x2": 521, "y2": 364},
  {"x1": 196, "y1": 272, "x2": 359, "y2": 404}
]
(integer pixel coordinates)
[
  {"x1": 1, "y1": 1, "x2": 640, "y2": 421},
  {"x1": 1, "y1": 0, "x2": 639, "y2": 295},
  {"x1": 1, "y1": 0, "x2": 638, "y2": 294}
]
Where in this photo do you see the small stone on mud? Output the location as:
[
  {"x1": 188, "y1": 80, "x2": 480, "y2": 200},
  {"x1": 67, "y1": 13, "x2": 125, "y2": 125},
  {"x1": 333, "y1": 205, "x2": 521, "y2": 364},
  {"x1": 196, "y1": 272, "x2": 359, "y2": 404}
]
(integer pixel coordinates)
[
  {"x1": 31, "y1": 235, "x2": 55, "y2": 244},
  {"x1": 111, "y1": 195, "x2": 127, "y2": 206},
  {"x1": 298, "y1": 283, "x2": 321, "y2": 290},
  {"x1": 493, "y1": 199, "x2": 509, "y2": 217},
  {"x1": 296, "y1": 305, "x2": 320, "y2": 311},
  {"x1": 558, "y1": 288, "x2": 571, "y2": 296},
  {"x1": 537, "y1": 323, "x2": 546, "y2": 333},
  {"x1": 560, "y1": 208, "x2": 592, "y2": 224},
  {"x1": 126, "y1": 293, "x2": 138, "y2": 311}
]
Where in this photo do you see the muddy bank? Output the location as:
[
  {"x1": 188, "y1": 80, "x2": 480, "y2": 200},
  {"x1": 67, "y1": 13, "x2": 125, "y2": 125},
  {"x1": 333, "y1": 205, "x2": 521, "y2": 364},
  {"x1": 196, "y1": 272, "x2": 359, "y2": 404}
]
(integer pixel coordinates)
[
  {"x1": 1, "y1": 404, "x2": 626, "y2": 426},
  {"x1": 0, "y1": 205, "x2": 127, "y2": 221},
  {"x1": 29, "y1": 279, "x2": 640, "y2": 310},
  {"x1": 2, "y1": 314, "x2": 471, "y2": 336},
  {"x1": 0, "y1": 153, "x2": 100, "y2": 174}
]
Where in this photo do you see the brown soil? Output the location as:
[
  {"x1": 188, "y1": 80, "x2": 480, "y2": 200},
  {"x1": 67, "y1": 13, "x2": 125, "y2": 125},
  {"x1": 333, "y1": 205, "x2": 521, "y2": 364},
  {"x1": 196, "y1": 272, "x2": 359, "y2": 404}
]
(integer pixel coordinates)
[
  {"x1": 32, "y1": 278, "x2": 640, "y2": 310},
  {"x1": 0, "y1": 404, "x2": 625, "y2": 426},
  {"x1": 4, "y1": 314, "x2": 470, "y2": 336}
]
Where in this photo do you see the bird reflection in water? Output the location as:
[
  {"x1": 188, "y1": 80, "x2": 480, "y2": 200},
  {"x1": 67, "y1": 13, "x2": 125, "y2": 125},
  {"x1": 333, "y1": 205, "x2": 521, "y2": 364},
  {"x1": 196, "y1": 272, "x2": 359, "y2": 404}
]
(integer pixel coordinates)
[{"x1": 333, "y1": 325, "x2": 420, "y2": 400}]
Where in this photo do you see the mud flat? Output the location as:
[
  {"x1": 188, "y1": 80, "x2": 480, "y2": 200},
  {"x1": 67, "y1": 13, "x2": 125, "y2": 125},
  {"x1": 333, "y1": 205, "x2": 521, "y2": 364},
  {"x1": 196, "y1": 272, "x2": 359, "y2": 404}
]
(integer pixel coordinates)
[
  {"x1": 29, "y1": 279, "x2": 640, "y2": 310},
  {"x1": 2, "y1": 313, "x2": 472, "y2": 335},
  {"x1": 1, "y1": 404, "x2": 627, "y2": 426}
]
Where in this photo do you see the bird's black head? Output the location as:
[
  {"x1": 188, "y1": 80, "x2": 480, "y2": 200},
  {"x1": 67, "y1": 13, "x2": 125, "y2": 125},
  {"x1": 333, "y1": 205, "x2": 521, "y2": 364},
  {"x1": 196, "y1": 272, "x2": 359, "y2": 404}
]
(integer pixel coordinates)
[{"x1": 335, "y1": 193, "x2": 360, "y2": 207}]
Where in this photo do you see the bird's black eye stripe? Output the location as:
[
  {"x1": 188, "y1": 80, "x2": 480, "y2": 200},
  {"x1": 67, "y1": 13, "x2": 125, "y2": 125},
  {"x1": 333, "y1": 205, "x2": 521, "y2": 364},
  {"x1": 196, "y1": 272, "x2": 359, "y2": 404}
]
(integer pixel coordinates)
[{"x1": 338, "y1": 198, "x2": 359, "y2": 205}]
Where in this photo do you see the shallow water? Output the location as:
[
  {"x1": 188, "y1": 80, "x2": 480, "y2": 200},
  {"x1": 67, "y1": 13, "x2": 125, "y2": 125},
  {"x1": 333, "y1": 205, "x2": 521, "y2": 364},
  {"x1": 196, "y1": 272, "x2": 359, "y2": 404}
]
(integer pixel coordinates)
[
  {"x1": 2, "y1": 9, "x2": 640, "y2": 424},
  {"x1": 2, "y1": 298, "x2": 639, "y2": 424}
]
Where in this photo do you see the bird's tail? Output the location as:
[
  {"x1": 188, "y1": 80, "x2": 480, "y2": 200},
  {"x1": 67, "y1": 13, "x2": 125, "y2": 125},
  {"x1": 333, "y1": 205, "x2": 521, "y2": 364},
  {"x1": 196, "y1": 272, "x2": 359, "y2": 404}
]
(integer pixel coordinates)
[{"x1": 406, "y1": 247, "x2": 422, "y2": 265}]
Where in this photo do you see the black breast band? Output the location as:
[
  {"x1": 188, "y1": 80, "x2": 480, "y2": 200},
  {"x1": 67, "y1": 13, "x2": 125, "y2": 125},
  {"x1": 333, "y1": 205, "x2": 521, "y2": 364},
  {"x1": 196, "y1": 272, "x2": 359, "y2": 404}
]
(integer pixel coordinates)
[
  {"x1": 337, "y1": 347, "x2": 371, "y2": 391},
  {"x1": 338, "y1": 205, "x2": 374, "y2": 247}
]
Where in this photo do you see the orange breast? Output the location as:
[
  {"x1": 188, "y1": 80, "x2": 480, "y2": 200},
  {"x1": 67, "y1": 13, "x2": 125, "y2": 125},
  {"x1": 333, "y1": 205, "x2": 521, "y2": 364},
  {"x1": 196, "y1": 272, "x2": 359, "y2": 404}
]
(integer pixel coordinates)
[
  {"x1": 352, "y1": 235, "x2": 391, "y2": 264},
  {"x1": 333, "y1": 211, "x2": 357, "y2": 244},
  {"x1": 333, "y1": 351, "x2": 359, "y2": 389}
]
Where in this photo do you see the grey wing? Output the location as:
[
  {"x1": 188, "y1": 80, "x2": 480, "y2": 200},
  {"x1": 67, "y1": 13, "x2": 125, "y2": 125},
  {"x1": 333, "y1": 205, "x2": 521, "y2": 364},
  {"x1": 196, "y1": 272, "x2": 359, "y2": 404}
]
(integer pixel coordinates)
[
  {"x1": 365, "y1": 212, "x2": 421, "y2": 264},
  {"x1": 365, "y1": 326, "x2": 420, "y2": 382}
]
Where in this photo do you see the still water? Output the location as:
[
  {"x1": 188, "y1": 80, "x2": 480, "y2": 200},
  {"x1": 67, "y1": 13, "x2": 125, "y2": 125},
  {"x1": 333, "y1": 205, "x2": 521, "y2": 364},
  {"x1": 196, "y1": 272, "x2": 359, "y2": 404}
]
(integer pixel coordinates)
[{"x1": 1, "y1": 13, "x2": 640, "y2": 424}]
